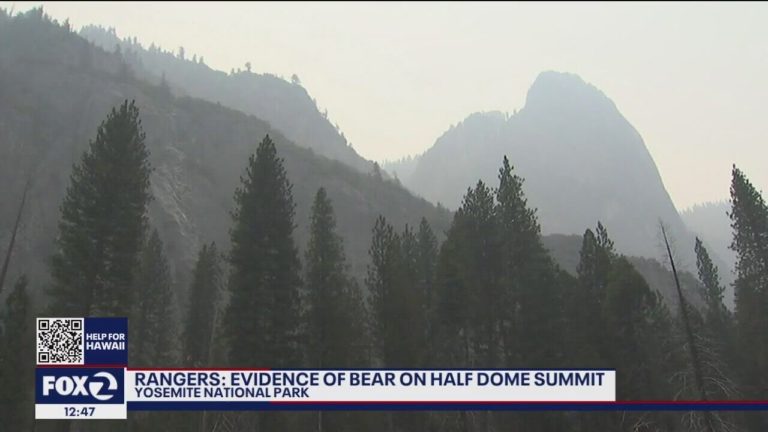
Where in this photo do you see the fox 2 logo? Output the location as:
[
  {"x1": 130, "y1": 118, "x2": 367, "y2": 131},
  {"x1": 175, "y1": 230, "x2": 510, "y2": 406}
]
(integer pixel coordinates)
[{"x1": 36, "y1": 368, "x2": 124, "y2": 404}]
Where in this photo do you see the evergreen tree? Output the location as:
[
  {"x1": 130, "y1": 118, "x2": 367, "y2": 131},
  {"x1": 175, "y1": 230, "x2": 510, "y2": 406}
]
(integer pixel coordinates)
[
  {"x1": 128, "y1": 232, "x2": 181, "y2": 432},
  {"x1": 494, "y1": 157, "x2": 568, "y2": 431},
  {"x1": 571, "y1": 229, "x2": 602, "y2": 357},
  {"x1": 177, "y1": 244, "x2": 223, "y2": 432},
  {"x1": 366, "y1": 218, "x2": 429, "y2": 369},
  {"x1": 729, "y1": 165, "x2": 768, "y2": 405},
  {"x1": 461, "y1": 181, "x2": 498, "y2": 368},
  {"x1": 224, "y1": 135, "x2": 302, "y2": 368},
  {"x1": 366, "y1": 217, "x2": 433, "y2": 432},
  {"x1": 184, "y1": 242, "x2": 223, "y2": 367},
  {"x1": 305, "y1": 188, "x2": 370, "y2": 432},
  {"x1": 568, "y1": 226, "x2": 620, "y2": 431},
  {"x1": 690, "y1": 241, "x2": 740, "y2": 430},
  {"x1": 305, "y1": 187, "x2": 368, "y2": 369},
  {"x1": 433, "y1": 159, "x2": 571, "y2": 430},
  {"x1": 432, "y1": 180, "x2": 505, "y2": 432},
  {"x1": 495, "y1": 156, "x2": 564, "y2": 369},
  {"x1": 595, "y1": 221, "x2": 615, "y2": 254},
  {"x1": 604, "y1": 257, "x2": 671, "y2": 401},
  {"x1": 416, "y1": 218, "x2": 438, "y2": 363},
  {"x1": 132, "y1": 229, "x2": 177, "y2": 367},
  {"x1": 398, "y1": 224, "x2": 429, "y2": 367},
  {"x1": 569, "y1": 224, "x2": 677, "y2": 431},
  {"x1": 366, "y1": 215, "x2": 403, "y2": 367},
  {"x1": 695, "y1": 238, "x2": 733, "y2": 345},
  {"x1": 49, "y1": 100, "x2": 151, "y2": 316},
  {"x1": 0, "y1": 276, "x2": 33, "y2": 431},
  {"x1": 433, "y1": 180, "x2": 499, "y2": 375},
  {"x1": 433, "y1": 211, "x2": 472, "y2": 368},
  {"x1": 571, "y1": 223, "x2": 615, "y2": 366}
]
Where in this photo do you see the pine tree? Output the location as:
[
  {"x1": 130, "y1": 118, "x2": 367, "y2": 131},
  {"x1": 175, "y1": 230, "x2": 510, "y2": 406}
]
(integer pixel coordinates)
[
  {"x1": 224, "y1": 135, "x2": 302, "y2": 367},
  {"x1": 0, "y1": 276, "x2": 33, "y2": 430},
  {"x1": 129, "y1": 231, "x2": 184, "y2": 432},
  {"x1": 184, "y1": 242, "x2": 223, "y2": 367},
  {"x1": 366, "y1": 215, "x2": 403, "y2": 367},
  {"x1": 341, "y1": 279, "x2": 370, "y2": 368},
  {"x1": 433, "y1": 212, "x2": 472, "y2": 368},
  {"x1": 566, "y1": 225, "x2": 621, "y2": 431},
  {"x1": 496, "y1": 156, "x2": 564, "y2": 368},
  {"x1": 461, "y1": 180, "x2": 498, "y2": 368},
  {"x1": 575, "y1": 221, "x2": 616, "y2": 334},
  {"x1": 692, "y1": 241, "x2": 740, "y2": 426},
  {"x1": 729, "y1": 165, "x2": 768, "y2": 404},
  {"x1": 398, "y1": 224, "x2": 429, "y2": 367},
  {"x1": 416, "y1": 218, "x2": 438, "y2": 363},
  {"x1": 695, "y1": 238, "x2": 732, "y2": 342},
  {"x1": 595, "y1": 221, "x2": 615, "y2": 254},
  {"x1": 49, "y1": 100, "x2": 152, "y2": 316},
  {"x1": 132, "y1": 229, "x2": 177, "y2": 367},
  {"x1": 177, "y1": 244, "x2": 223, "y2": 432},
  {"x1": 434, "y1": 180, "x2": 500, "y2": 372},
  {"x1": 571, "y1": 223, "x2": 615, "y2": 366},
  {"x1": 366, "y1": 217, "x2": 429, "y2": 369},
  {"x1": 305, "y1": 187, "x2": 368, "y2": 368},
  {"x1": 569, "y1": 224, "x2": 678, "y2": 430},
  {"x1": 430, "y1": 180, "x2": 499, "y2": 432},
  {"x1": 366, "y1": 217, "x2": 433, "y2": 432},
  {"x1": 604, "y1": 257, "x2": 671, "y2": 401},
  {"x1": 305, "y1": 188, "x2": 370, "y2": 432},
  {"x1": 494, "y1": 157, "x2": 567, "y2": 431}
]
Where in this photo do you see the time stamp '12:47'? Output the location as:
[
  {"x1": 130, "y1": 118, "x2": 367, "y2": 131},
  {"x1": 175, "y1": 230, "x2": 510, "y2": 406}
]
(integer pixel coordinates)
[{"x1": 64, "y1": 406, "x2": 95, "y2": 417}]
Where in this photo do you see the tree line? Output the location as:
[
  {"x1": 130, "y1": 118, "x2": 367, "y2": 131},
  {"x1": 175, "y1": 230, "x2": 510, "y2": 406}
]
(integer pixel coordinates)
[{"x1": 1, "y1": 101, "x2": 767, "y2": 431}]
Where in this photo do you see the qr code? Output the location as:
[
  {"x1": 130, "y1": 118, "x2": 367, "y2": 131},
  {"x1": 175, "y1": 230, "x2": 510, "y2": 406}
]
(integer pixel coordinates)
[{"x1": 37, "y1": 318, "x2": 84, "y2": 365}]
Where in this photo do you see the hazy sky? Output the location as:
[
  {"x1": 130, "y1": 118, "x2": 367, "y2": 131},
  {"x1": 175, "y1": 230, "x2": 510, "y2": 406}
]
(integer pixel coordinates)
[{"x1": 4, "y1": 2, "x2": 767, "y2": 210}]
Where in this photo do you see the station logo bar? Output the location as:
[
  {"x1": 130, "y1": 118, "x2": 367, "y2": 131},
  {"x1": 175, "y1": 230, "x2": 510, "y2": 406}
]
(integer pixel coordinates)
[{"x1": 35, "y1": 317, "x2": 128, "y2": 420}]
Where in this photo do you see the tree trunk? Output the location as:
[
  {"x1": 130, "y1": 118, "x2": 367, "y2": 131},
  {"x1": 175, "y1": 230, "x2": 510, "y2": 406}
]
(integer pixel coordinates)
[
  {"x1": 660, "y1": 222, "x2": 716, "y2": 432},
  {"x1": 0, "y1": 179, "x2": 29, "y2": 294}
]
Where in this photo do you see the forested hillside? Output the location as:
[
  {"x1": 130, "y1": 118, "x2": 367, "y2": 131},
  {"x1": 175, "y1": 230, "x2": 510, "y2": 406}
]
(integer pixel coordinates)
[
  {"x1": 79, "y1": 24, "x2": 376, "y2": 174},
  {"x1": 0, "y1": 9, "x2": 450, "y2": 297}
]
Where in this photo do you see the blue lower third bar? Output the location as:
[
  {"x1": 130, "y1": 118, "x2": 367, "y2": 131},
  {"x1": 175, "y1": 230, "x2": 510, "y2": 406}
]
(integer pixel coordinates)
[{"x1": 128, "y1": 402, "x2": 768, "y2": 411}]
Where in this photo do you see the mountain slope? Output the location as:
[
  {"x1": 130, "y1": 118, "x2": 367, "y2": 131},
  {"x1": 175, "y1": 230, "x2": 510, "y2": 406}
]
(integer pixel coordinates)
[
  {"x1": 681, "y1": 201, "x2": 736, "y2": 276},
  {"x1": 78, "y1": 24, "x2": 375, "y2": 175},
  {"x1": 0, "y1": 10, "x2": 450, "y2": 297},
  {"x1": 404, "y1": 71, "x2": 693, "y2": 262},
  {"x1": 542, "y1": 234, "x2": 705, "y2": 311}
]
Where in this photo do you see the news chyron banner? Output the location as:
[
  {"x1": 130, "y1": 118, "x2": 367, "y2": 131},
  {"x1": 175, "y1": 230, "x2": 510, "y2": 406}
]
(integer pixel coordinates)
[{"x1": 35, "y1": 317, "x2": 615, "y2": 420}]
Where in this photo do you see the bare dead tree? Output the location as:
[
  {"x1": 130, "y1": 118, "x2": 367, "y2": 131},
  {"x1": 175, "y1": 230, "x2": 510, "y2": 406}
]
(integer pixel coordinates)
[
  {"x1": 0, "y1": 178, "x2": 30, "y2": 294},
  {"x1": 659, "y1": 222, "x2": 717, "y2": 432}
]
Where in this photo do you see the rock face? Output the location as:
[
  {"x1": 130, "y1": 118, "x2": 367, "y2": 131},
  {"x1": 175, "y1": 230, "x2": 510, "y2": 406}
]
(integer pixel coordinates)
[
  {"x1": 405, "y1": 71, "x2": 693, "y2": 262},
  {"x1": 0, "y1": 12, "x2": 451, "y2": 298}
]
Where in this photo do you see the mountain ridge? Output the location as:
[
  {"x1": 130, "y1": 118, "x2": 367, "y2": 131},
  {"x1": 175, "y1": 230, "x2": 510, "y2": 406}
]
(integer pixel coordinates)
[
  {"x1": 400, "y1": 71, "x2": 707, "y2": 280},
  {"x1": 0, "y1": 10, "x2": 451, "y2": 298},
  {"x1": 0, "y1": 10, "x2": 715, "y2": 310},
  {"x1": 78, "y1": 24, "x2": 376, "y2": 175}
]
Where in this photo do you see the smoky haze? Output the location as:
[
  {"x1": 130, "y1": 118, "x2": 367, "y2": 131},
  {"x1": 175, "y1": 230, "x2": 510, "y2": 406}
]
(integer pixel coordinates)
[
  {"x1": 3, "y1": 4, "x2": 768, "y2": 430},
  {"x1": 3, "y1": 1, "x2": 767, "y2": 210}
]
